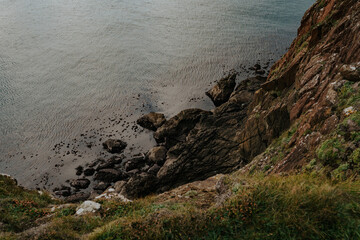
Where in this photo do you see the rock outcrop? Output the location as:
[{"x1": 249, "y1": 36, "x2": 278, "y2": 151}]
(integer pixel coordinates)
[{"x1": 206, "y1": 73, "x2": 236, "y2": 106}]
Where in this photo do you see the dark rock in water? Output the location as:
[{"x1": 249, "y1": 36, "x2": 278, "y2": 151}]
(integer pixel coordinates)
[
  {"x1": 147, "y1": 146, "x2": 167, "y2": 165},
  {"x1": 83, "y1": 168, "x2": 95, "y2": 176},
  {"x1": 102, "y1": 139, "x2": 127, "y2": 153},
  {"x1": 75, "y1": 165, "x2": 83, "y2": 176},
  {"x1": 206, "y1": 73, "x2": 236, "y2": 107},
  {"x1": 93, "y1": 181, "x2": 110, "y2": 191},
  {"x1": 148, "y1": 164, "x2": 161, "y2": 175},
  {"x1": 137, "y1": 112, "x2": 166, "y2": 131},
  {"x1": 70, "y1": 178, "x2": 90, "y2": 189},
  {"x1": 96, "y1": 155, "x2": 124, "y2": 171},
  {"x1": 154, "y1": 109, "x2": 212, "y2": 148},
  {"x1": 94, "y1": 169, "x2": 125, "y2": 183},
  {"x1": 65, "y1": 192, "x2": 90, "y2": 203},
  {"x1": 255, "y1": 69, "x2": 266, "y2": 75}
]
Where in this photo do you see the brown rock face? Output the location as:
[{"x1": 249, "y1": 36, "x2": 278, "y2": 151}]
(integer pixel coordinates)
[{"x1": 206, "y1": 73, "x2": 236, "y2": 107}]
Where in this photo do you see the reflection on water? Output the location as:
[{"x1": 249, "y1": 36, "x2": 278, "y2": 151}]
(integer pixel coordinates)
[{"x1": 0, "y1": 0, "x2": 314, "y2": 188}]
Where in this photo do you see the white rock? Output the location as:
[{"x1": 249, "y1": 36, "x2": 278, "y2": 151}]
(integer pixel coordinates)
[{"x1": 76, "y1": 200, "x2": 101, "y2": 216}]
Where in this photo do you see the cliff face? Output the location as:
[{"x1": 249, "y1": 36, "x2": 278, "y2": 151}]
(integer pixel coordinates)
[
  {"x1": 113, "y1": 0, "x2": 360, "y2": 198},
  {"x1": 242, "y1": 0, "x2": 360, "y2": 174}
]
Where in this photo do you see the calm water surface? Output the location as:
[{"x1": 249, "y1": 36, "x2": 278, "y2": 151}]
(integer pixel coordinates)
[{"x1": 0, "y1": 0, "x2": 314, "y2": 188}]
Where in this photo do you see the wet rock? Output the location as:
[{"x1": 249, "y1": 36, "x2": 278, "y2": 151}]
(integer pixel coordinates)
[
  {"x1": 70, "y1": 179, "x2": 90, "y2": 189},
  {"x1": 148, "y1": 164, "x2": 161, "y2": 175},
  {"x1": 147, "y1": 146, "x2": 167, "y2": 164},
  {"x1": 137, "y1": 112, "x2": 166, "y2": 131},
  {"x1": 83, "y1": 168, "x2": 95, "y2": 176},
  {"x1": 76, "y1": 201, "x2": 101, "y2": 215},
  {"x1": 102, "y1": 139, "x2": 127, "y2": 153},
  {"x1": 65, "y1": 192, "x2": 90, "y2": 203},
  {"x1": 93, "y1": 182, "x2": 110, "y2": 191},
  {"x1": 206, "y1": 73, "x2": 236, "y2": 107},
  {"x1": 94, "y1": 169, "x2": 125, "y2": 183}
]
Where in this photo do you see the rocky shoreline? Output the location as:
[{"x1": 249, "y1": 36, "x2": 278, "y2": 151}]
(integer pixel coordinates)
[{"x1": 52, "y1": 62, "x2": 274, "y2": 202}]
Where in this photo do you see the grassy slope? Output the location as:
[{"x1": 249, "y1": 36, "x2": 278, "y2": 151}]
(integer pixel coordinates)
[{"x1": 1, "y1": 173, "x2": 360, "y2": 239}]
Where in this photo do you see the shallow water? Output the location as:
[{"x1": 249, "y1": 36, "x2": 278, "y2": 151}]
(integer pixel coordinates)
[{"x1": 0, "y1": 0, "x2": 314, "y2": 189}]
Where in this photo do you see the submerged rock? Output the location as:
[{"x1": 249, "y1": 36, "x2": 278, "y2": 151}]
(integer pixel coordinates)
[
  {"x1": 102, "y1": 139, "x2": 127, "y2": 153},
  {"x1": 137, "y1": 112, "x2": 166, "y2": 131}
]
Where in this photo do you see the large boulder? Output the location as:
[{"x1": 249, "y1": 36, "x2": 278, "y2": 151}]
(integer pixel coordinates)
[
  {"x1": 70, "y1": 179, "x2": 90, "y2": 189},
  {"x1": 206, "y1": 73, "x2": 236, "y2": 107},
  {"x1": 137, "y1": 112, "x2": 166, "y2": 131},
  {"x1": 102, "y1": 139, "x2": 127, "y2": 153},
  {"x1": 94, "y1": 169, "x2": 125, "y2": 183}
]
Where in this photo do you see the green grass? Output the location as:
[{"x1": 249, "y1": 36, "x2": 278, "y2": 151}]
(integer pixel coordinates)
[
  {"x1": 2, "y1": 172, "x2": 360, "y2": 239},
  {"x1": 87, "y1": 174, "x2": 360, "y2": 240}
]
